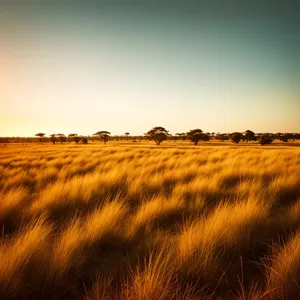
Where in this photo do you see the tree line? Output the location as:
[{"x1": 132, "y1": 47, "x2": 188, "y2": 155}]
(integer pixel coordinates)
[{"x1": 30, "y1": 128, "x2": 300, "y2": 146}]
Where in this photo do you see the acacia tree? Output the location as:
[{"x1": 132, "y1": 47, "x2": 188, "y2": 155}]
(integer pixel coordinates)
[
  {"x1": 230, "y1": 132, "x2": 244, "y2": 144},
  {"x1": 124, "y1": 132, "x2": 130, "y2": 140},
  {"x1": 244, "y1": 130, "x2": 257, "y2": 142},
  {"x1": 259, "y1": 134, "x2": 274, "y2": 145},
  {"x1": 68, "y1": 133, "x2": 81, "y2": 144},
  {"x1": 50, "y1": 134, "x2": 57, "y2": 144},
  {"x1": 146, "y1": 126, "x2": 169, "y2": 145},
  {"x1": 93, "y1": 131, "x2": 111, "y2": 144},
  {"x1": 35, "y1": 133, "x2": 45, "y2": 143},
  {"x1": 57, "y1": 133, "x2": 66, "y2": 144},
  {"x1": 186, "y1": 129, "x2": 203, "y2": 145}
]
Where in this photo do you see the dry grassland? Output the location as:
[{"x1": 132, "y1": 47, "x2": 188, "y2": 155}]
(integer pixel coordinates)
[{"x1": 0, "y1": 142, "x2": 300, "y2": 299}]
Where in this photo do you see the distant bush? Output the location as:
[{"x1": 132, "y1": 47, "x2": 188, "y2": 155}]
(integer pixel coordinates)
[
  {"x1": 82, "y1": 138, "x2": 88, "y2": 144},
  {"x1": 244, "y1": 130, "x2": 257, "y2": 142},
  {"x1": 280, "y1": 136, "x2": 289, "y2": 142},
  {"x1": 259, "y1": 134, "x2": 274, "y2": 145},
  {"x1": 215, "y1": 133, "x2": 229, "y2": 142},
  {"x1": 230, "y1": 132, "x2": 243, "y2": 144}
]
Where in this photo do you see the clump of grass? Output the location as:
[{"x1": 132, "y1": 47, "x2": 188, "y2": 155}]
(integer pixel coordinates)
[
  {"x1": 172, "y1": 175, "x2": 222, "y2": 206},
  {"x1": 121, "y1": 247, "x2": 175, "y2": 300},
  {"x1": 130, "y1": 194, "x2": 185, "y2": 236},
  {"x1": 35, "y1": 166, "x2": 58, "y2": 187},
  {"x1": 31, "y1": 172, "x2": 127, "y2": 220},
  {"x1": 85, "y1": 275, "x2": 115, "y2": 300},
  {"x1": 50, "y1": 200, "x2": 128, "y2": 285},
  {"x1": 0, "y1": 216, "x2": 52, "y2": 299},
  {"x1": 0, "y1": 187, "x2": 29, "y2": 233},
  {"x1": 268, "y1": 173, "x2": 300, "y2": 207},
  {"x1": 234, "y1": 282, "x2": 269, "y2": 300},
  {"x1": 3, "y1": 171, "x2": 35, "y2": 191},
  {"x1": 287, "y1": 198, "x2": 300, "y2": 225},
  {"x1": 177, "y1": 197, "x2": 269, "y2": 282},
  {"x1": 266, "y1": 230, "x2": 300, "y2": 299},
  {"x1": 83, "y1": 199, "x2": 128, "y2": 246}
]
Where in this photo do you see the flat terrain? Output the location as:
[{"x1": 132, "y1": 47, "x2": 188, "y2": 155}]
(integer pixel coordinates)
[{"x1": 0, "y1": 142, "x2": 300, "y2": 299}]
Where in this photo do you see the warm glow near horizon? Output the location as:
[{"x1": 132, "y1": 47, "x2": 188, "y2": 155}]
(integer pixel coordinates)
[{"x1": 1, "y1": 1, "x2": 299, "y2": 137}]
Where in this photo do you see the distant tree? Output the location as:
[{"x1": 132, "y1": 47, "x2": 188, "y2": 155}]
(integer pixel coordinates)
[
  {"x1": 50, "y1": 134, "x2": 57, "y2": 144},
  {"x1": 124, "y1": 132, "x2": 130, "y2": 140},
  {"x1": 244, "y1": 130, "x2": 257, "y2": 142},
  {"x1": 174, "y1": 133, "x2": 180, "y2": 142},
  {"x1": 57, "y1": 133, "x2": 66, "y2": 143},
  {"x1": 293, "y1": 133, "x2": 300, "y2": 140},
  {"x1": 186, "y1": 129, "x2": 203, "y2": 145},
  {"x1": 0, "y1": 138, "x2": 9, "y2": 143},
  {"x1": 175, "y1": 133, "x2": 187, "y2": 141},
  {"x1": 274, "y1": 132, "x2": 290, "y2": 142},
  {"x1": 93, "y1": 131, "x2": 111, "y2": 144},
  {"x1": 274, "y1": 133, "x2": 282, "y2": 141},
  {"x1": 259, "y1": 134, "x2": 274, "y2": 145},
  {"x1": 35, "y1": 133, "x2": 45, "y2": 143},
  {"x1": 277, "y1": 133, "x2": 293, "y2": 142},
  {"x1": 230, "y1": 132, "x2": 243, "y2": 144},
  {"x1": 74, "y1": 136, "x2": 81, "y2": 144},
  {"x1": 82, "y1": 137, "x2": 88, "y2": 144},
  {"x1": 288, "y1": 133, "x2": 295, "y2": 141},
  {"x1": 215, "y1": 133, "x2": 229, "y2": 142},
  {"x1": 68, "y1": 133, "x2": 81, "y2": 144},
  {"x1": 202, "y1": 133, "x2": 211, "y2": 142},
  {"x1": 146, "y1": 126, "x2": 169, "y2": 145}
]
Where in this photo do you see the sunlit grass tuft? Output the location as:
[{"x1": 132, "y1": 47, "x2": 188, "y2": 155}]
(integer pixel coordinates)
[
  {"x1": 0, "y1": 187, "x2": 29, "y2": 233},
  {"x1": 0, "y1": 216, "x2": 52, "y2": 299},
  {"x1": 266, "y1": 230, "x2": 300, "y2": 299}
]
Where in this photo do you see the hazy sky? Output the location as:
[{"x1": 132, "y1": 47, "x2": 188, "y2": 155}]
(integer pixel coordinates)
[{"x1": 1, "y1": 0, "x2": 299, "y2": 136}]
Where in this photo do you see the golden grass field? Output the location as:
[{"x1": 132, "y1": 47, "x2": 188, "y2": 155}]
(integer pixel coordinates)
[{"x1": 0, "y1": 142, "x2": 300, "y2": 299}]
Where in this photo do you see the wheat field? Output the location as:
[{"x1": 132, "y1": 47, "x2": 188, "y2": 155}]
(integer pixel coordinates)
[{"x1": 0, "y1": 142, "x2": 300, "y2": 300}]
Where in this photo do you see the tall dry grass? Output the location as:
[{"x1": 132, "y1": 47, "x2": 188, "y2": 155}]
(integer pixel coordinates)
[
  {"x1": 0, "y1": 142, "x2": 299, "y2": 299},
  {"x1": 0, "y1": 216, "x2": 52, "y2": 299},
  {"x1": 266, "y1": 230, "x2": 300, "y2": 299}
]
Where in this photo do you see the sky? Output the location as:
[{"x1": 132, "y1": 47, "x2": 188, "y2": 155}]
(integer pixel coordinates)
[{"x1": 1, "y1": 0, "x2": 299, "y2": 136}]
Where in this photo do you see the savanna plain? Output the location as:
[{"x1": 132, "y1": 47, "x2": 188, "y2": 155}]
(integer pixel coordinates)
[{"x1": 1, "y1": 142, "x2": 300, "y2": 300}]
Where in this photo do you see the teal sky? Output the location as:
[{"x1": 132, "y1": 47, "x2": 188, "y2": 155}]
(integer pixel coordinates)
[{"x1": 1, "y1": 1, "x2": 299, "y2": 136}]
